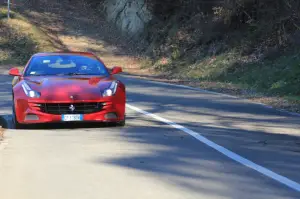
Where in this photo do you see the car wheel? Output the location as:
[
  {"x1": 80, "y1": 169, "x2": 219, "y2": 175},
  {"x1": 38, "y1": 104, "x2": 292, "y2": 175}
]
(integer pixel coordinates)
[
  {"x1": 14, "y1": 119, "x2": 25, "y2": 129},
  {"x1": 106, "y1": 120, "x2": 125, "y2": 127},
  {"x1": 116, "y1": 119, "x2": 126, "y2": 127},
  {"x1": 12, "y1": 103, "x2": 25, "y2": 129}
]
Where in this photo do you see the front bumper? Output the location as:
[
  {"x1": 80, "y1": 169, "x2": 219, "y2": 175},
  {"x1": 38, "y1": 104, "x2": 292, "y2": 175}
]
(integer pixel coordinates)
[{"x1": 14, "y1": 99, "x2": 125, "y2": 124}]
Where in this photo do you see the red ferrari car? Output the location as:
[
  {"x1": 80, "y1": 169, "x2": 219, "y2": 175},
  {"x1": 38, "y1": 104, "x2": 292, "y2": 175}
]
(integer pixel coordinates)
[{"x1": 9, "y1": 51, "x2": 126, "y2": 129}]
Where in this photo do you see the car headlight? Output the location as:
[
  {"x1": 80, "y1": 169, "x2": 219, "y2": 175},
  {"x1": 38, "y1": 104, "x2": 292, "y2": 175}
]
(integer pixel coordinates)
[
  {"x1": 102, "y1": 81, "x2": 118, "y2": 97},
  {"x1": 22, "y1": 82, "x2": 41, "y2": 98}
]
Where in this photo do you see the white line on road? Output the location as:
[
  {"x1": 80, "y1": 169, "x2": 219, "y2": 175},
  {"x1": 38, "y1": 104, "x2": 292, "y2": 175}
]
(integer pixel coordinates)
[{"x1": 126, "y1": 103, "x2": 300, "y2": 192}]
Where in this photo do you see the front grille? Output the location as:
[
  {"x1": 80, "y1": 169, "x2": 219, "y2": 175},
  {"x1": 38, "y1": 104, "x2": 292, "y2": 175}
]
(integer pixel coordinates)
[{"x1": 39, "y1": 102, "x2": 104, "y2": 115}]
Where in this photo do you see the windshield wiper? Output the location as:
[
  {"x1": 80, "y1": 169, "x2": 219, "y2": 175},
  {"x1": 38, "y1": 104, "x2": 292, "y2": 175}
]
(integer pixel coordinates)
[
  {"x1": 29, "y1": 74, "x2": 46, "y2": 76},
  {"x1": 56, "y1": 73, "x2": 87, "y2": 76}
]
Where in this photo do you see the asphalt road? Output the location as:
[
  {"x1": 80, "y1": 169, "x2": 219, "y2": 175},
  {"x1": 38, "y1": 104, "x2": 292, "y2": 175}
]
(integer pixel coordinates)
[{"x1": 1, "y1": 70, "x2": 300, "y2": 199}]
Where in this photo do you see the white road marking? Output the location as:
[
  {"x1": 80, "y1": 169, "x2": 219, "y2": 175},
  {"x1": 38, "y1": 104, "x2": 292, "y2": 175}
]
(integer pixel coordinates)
[{"x1": 126, "y1": 103, "x2": 300, "y2": 192}]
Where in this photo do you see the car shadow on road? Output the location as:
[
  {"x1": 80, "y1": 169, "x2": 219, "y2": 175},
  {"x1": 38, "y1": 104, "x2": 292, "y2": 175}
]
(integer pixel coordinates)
[
  {"x1": 0, "y1": 115, "x2": 11, "y2": 129},
  {"x1": 22, "y1": 122, "x2": 121, "y2": 130}
]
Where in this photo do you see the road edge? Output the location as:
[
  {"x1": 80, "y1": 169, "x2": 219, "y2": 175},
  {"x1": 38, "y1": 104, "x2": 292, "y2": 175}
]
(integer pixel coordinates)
[{"x1": 121, "y1": 73, "x2": 300, "y2": 118}]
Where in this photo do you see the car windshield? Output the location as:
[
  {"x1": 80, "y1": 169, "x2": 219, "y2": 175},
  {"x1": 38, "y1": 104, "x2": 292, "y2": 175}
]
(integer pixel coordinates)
[{"x1": 24, "y1": 54, "x2": 109, "y2": 76}]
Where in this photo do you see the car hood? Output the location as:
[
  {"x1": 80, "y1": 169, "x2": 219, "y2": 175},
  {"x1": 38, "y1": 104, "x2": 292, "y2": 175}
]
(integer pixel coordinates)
[{"x1": 22, "y1": 75, "x2": 114, "y2": 101}]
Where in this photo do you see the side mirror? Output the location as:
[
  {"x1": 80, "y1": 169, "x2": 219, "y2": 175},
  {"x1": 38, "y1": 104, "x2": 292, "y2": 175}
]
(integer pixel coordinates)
[
  {"x1": 9, "y1": 67, "x2": 21, "y2": 76},
  {"x1": 111, "y1": 66, "x2": 123, "y2": 75}
]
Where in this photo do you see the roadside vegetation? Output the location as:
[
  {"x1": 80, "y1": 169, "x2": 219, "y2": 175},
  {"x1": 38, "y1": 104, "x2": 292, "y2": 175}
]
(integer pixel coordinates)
[
  {"x1": 126, "y1": 0, "x2": 300, "y2": 112},
  {"x1": 83, "y1": 0, "x2": 300, "y2": 113},
  {"x1": 0, "y1": 6, "x2": 55, "y2": 66},
  {"x1": 67, "y1": 0, "x2": 300, "y2": 112},
  {"x1": 1, "y1": 0, "x2": 300, "y2": 113}
]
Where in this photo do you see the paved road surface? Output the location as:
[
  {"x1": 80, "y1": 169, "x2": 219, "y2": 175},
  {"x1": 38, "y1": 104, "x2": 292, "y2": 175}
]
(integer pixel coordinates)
[{"x1": 1, "y1": 69, "x2": 300, "y2": 199}]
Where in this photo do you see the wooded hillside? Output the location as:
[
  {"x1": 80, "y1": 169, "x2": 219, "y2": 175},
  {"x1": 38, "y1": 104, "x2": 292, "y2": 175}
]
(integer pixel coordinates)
[{"x1": 5, "y1": 0, "x2": 300, "y2": 112}]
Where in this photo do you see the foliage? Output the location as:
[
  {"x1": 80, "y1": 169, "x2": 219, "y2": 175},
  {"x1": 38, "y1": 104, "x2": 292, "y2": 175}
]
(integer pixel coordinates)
[
  {"x1": 127, "y1": 0, "x2": 300, "y2": 97},
  {"x1": 2, "y1": 0, "x2": 300, "y2": 101}
]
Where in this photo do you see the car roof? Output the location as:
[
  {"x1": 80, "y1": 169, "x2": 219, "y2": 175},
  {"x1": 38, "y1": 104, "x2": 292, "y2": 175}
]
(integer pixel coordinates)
[{"x1": 32, "y1": 51, "x2": 98, "y2": 57}]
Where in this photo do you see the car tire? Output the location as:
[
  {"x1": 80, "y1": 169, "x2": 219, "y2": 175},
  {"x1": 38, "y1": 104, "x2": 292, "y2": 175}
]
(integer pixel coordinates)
[
  {"x1": 12, "y1": 103, "x2": 25, "y2": 129},
  {"x1": 116, "y1": 119, "x2": 126, "y2": 127},
  {"x1": 107, "y1": 119, "x2": 125, "y2": 127},
  {"x1": 14, "y1": 119, "x2": 25, "y2": 129}
]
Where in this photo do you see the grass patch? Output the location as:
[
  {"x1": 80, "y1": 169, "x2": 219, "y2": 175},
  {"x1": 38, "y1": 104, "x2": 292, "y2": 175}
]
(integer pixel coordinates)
[
  {"x1": 144, "y1": 47, "x2": 300, "y2": 109},
  {"x1": 217, "y1": 51, "x2": 300, "y2": 96},
  {"x1": 0, "y1": 7, "x2": 56, "y2": 66}
]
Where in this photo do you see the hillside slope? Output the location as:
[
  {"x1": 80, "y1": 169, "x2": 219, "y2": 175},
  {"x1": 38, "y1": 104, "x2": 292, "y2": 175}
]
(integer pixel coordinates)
[
  {"x1": 1, "y1": 0, "x2": 300, "y2": 113},
  {"x1": 0, "y1": 6, "x2": 56, "y2": 66},
  {"x1": 97, "y1": 0, "x2": 300, "y2": 113},
  {"x1": 0, "y1": 0, "x2": 141, "y2": 71}
]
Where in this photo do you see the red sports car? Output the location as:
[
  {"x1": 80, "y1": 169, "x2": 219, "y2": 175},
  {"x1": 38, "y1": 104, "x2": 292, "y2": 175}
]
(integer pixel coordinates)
[{"x1": 9, "y1": 51, "x2": 126, "y2": 129}]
